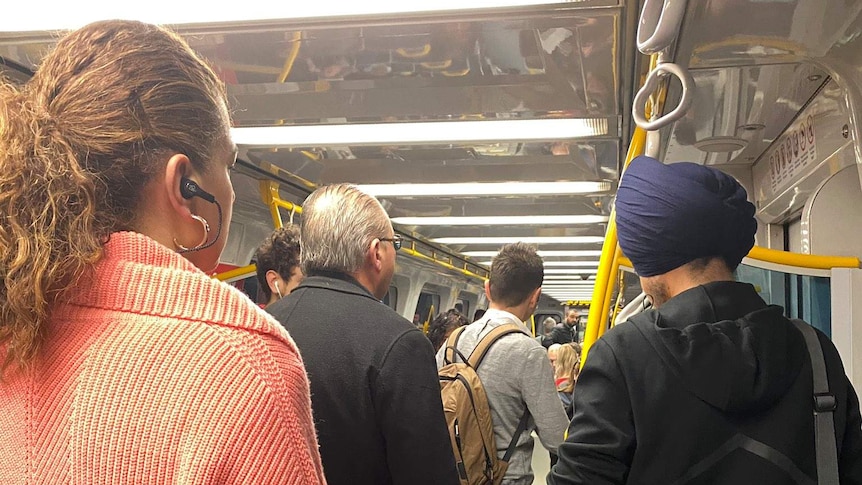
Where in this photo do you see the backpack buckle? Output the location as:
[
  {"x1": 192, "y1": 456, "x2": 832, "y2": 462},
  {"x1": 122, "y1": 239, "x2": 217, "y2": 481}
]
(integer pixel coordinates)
[{"x1": 814, "y1": 393, "x2": 837, "y2": 413}]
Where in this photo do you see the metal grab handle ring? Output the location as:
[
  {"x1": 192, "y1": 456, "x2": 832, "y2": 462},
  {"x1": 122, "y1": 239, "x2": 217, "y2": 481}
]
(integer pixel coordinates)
[
  {"x1": 637, "y1": 0, "x2": 689, "y2": 55},
  {"x1": 632, "y1": 62, "x2": 694, "y2": 132}
]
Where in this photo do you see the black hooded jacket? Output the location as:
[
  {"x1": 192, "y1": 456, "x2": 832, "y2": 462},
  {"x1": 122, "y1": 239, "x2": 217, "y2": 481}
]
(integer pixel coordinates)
[{"x1": 549, "y1": 281, "x2": 862, "y2": 484}]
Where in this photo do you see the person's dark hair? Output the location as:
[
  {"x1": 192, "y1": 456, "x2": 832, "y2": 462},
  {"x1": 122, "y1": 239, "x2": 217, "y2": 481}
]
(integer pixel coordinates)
[
  {"x1": 488, "y1": 242, "x2": 544, "y2": 306},
  {"x1": 253, "y1": 225, "x2": 301, "y2": 301},
  {"x1": 473, "y1": 308, "x2": 486, "y2": 322},
  {"x1": 0, "y1": 20, "x2": 228, "y2": 372},
  {"x1": 427, "y1": 309, "x2": 470, "y2": 350}
]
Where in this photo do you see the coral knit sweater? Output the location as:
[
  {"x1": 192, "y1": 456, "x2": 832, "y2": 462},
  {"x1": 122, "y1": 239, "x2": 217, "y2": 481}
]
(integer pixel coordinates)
[{"x1": 0, "y1": 232, "x2": 326, "y2": 484}]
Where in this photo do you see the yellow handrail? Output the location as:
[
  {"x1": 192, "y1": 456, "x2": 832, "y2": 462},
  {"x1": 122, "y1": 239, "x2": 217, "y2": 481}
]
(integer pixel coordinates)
[
  {"x1": 260, "y1": 180, "x2": 303, "y2": 229},
  {"x1": 216, "y1": 263, "x2": 257, "y2": 282},
  {"x1": 581, "y1": 127, "x2": 646, "y2": 365},
  {"x1": 399, "y1": 247, "x2": 488, "y2": 282},
  {"x1": 620, "y1": 248, "x2": 859, "y2": 273},
  {"x1": 746, "y1": 246, "x2": 859, "y2": 270}
]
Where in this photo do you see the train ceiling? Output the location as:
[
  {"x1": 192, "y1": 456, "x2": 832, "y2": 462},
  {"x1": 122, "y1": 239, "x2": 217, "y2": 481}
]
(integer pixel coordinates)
[{"x1": 2, "y1": 0, "x2": 850, "y2": 302}]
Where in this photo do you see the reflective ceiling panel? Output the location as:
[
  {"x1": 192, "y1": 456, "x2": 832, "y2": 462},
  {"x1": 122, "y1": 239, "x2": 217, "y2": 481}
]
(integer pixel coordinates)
[{"x1": 0, "y1": 1, "x2": 633, "y2": 302}]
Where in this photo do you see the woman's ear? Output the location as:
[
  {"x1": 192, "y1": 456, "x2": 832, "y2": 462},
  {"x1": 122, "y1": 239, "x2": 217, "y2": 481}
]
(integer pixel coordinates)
[{"x1": 164, "y1": 153, "x2": 194, "y2": 216}]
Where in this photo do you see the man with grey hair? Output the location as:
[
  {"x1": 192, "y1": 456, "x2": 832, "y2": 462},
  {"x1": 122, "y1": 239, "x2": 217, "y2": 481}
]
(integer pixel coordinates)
[
  {"x1": 268, "y1": 184, "x2": 458, "y2": 485},
  {"x1": 537, "y1": 316, "x2": 557, "y2": 345}
]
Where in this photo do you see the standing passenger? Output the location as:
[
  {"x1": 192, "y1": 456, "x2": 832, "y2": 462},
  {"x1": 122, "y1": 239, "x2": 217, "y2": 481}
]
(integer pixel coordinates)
[
  {"x1": 436, "y1": 242, "x2": 568, "y2": 485},
  {"x1": 0, "y1": 20, "x2": 324, "y2": 484},
  {"x1": 427, "y1": 308, "x2": 471, "y2": 351},
  {"x1": 549, "y1": 156, "x2": 862, "y2": 484},
  {"x1": 268, "y1": 184, "x2": 458, "y2": 485},
  {"x1": 254, "y1": 224, "x2": 303, "y2": 307},
  {"x1": 537, "y1": 316, "x2": 557, "y2": 345},
  {"x1": 544, "y1": 310, "x2": 578, "y2": 347}
]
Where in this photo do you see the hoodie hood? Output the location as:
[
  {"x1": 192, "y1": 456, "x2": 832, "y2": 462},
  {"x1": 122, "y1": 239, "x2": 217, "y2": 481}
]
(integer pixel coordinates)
[{"x1": 634, "y1": 281, "x2": 806, "y2": 414}]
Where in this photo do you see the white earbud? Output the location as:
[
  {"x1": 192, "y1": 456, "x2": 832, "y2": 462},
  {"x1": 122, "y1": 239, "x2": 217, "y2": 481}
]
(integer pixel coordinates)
[{"x1": 275, "y1": 281, "x2": 283, "y2": 300}]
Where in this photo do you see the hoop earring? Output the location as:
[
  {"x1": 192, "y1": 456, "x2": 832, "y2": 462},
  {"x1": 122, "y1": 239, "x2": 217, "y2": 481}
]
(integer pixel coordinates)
[{"x1": 174, "y1": 214, "x2": 210, "y2": 253}]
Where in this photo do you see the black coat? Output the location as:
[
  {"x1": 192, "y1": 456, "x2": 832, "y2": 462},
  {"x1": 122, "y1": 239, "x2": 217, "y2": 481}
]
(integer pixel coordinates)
[
  {"x1": 267, "y1": 273, "x2": 458, "y2": 485},
  {"x1": 549, "y1": 281, "x2": 862, "y2": 484},
  {"x1": 544, "y1": 323, "x2": 575, "y2": 347}
]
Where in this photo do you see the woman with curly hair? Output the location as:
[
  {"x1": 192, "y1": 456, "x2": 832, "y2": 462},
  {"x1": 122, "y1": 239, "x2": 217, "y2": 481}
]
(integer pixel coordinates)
[
  {"x1": 427, "y1": 308, "x2": 470, "y2": 351},
  {"x1": 0, "y1": 20, "x2": 324, "y2": 484}
]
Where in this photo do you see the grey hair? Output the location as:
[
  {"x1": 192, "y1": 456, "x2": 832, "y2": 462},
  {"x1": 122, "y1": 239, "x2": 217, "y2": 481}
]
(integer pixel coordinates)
[{"x1": 301, "y1": 184, "x2": 392, "y2": 275}]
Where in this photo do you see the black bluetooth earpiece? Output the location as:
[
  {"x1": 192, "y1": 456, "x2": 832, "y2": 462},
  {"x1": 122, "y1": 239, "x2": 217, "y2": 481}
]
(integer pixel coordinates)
[
  {"x1": 176, "y1": 177, "x2": 223, "y2": 254},
  {"x1": 180, "y1": 178, "x2": 216, "y2": 203}
]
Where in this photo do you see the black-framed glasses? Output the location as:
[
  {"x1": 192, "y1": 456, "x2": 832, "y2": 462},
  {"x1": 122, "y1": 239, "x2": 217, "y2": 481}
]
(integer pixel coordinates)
[{"x1": 380, "y1": 234, "x2": 403, "y2": 251}]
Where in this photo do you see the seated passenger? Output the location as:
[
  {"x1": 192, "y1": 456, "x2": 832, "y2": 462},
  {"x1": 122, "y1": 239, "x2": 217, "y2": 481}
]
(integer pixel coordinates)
[
  {"x1": 549, "y1": 156, "x2": 862, "y2": 484},
  {"x1": 436, "y1": 242, "x2": 568, "y2": 484},
  {"x1": 253, "y1": 224, "x2": 303, "y2": 307},
  {"x1": 0, "y1": 20, "x2": 324, "y2": 484},
  {"x1": 427, "y1": 308, "x2": 470, "y2": 350}
]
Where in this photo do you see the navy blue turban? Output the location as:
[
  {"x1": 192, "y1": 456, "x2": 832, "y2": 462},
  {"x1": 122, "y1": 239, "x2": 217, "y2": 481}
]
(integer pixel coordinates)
[{"x1": 615, "y1": 156, "x2": 757, "y2": 277}]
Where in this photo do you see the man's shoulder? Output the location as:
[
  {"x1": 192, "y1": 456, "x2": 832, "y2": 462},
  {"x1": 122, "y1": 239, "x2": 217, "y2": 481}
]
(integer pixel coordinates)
[{"x1": 591, "y1": 312, "x2": 658, "y2": 357}]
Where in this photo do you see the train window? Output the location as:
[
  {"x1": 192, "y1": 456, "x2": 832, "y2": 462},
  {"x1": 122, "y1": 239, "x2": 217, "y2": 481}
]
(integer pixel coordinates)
[
  {"x1": 736, "y1": 263, "x2": 832, "y2": 337},
  {"x1": 383, "y1": 286, "x2": 398, "y2": 311},
  {"x1": 456, "y1": 299, "x2": 470, "y2": 319},
  {"x1": 415, "y1": 291, "x2": 441, "y2": 327}
]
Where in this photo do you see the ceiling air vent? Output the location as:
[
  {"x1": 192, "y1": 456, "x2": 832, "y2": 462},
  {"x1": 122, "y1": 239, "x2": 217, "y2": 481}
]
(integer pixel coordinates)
[{"x1": 693, "y1": 136, "x2": 748, "y2": 153}]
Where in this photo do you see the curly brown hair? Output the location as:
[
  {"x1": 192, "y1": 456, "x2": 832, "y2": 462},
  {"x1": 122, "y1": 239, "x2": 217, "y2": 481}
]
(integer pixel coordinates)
[
  {"x1": 0, "y1": 20, "x2": 228, "y2": 373},
  {"x1": 254, "y1": 225, "x2": 302, "y2": 301},
  {"x1": 427, "y1": 309, "x2": 470, "y2": 351}
]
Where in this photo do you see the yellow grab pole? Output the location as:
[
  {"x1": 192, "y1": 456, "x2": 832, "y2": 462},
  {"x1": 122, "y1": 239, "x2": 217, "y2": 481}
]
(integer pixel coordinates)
[
  {"x1": 581, "y1": 127, "x2": 646, "y2": 365},
  {"x1": 597, "y1": 247, "x2": 622, "y2": 339}
]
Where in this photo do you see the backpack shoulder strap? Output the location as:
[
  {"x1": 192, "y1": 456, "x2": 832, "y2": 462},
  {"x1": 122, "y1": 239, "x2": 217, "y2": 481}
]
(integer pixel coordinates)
[
  {"x1": 443, "y1": 325, "x2": 468, "y2": 365},
  {"x1": 502, "y1": 410, "x2": 531, "y2": 463},
  {"x1": 467, "y1": 323, "x2": 524, "y2": 370},
  {"x1": 791, "y1": 319, "x2": 839, "y2": 485}
]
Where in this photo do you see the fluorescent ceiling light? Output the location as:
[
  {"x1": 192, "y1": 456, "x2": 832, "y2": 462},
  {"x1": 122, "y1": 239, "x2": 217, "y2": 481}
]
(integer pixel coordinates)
[
  {"x1": 478, "y1": 261, "x2": 600, "y2": 267},
  {"x1": 464, "y1": 250, "x2": 604, "y2": 258},
  {"x1": 544, "y1": 269, "x2": 597, "y2": 274},
  {"x1": 543, "y1": 261, "x2": 601, "y2": 267},
  {"x1": 232, "y1": 119, "x2": 607, "y2": 147},
  {"x1": 542, "y1": 280, "x2": 595, "y2": 284},
  {"x1": 543, "y1": 275, "x2": 596, "y2": 280},
  {"x1": 391, "y1": 215, "x2": 609, "y2": 226},
  {"x1": 434, "y1": 236, "x2": 604, "y2": 245},
  {"x1": 359, "y1": 181, "x2": 611, "y2": 198},
  {"x1": 2, "y1": 1, "x2": 591, "y2": 32}
]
